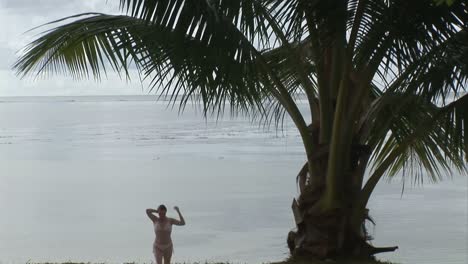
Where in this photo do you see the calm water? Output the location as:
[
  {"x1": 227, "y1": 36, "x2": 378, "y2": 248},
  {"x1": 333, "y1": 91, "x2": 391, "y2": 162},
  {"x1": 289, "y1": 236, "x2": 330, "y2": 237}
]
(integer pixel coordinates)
[{"x1": 0, "y1": 96, "x2": 466, "y2": 264}]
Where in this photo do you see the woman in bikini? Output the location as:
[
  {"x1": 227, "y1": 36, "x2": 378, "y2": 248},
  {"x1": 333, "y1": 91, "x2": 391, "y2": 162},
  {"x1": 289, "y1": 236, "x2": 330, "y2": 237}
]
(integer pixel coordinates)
[{"x1": 146, "y1": 204, "x2": 185, "y2": 264}]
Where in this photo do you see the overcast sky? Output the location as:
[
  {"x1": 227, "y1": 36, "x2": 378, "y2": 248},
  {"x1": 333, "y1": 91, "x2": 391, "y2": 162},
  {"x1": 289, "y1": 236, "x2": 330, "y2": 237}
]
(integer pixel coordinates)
[{"x1": 0, "y1": 0, "x2": 147, "y2": 96}]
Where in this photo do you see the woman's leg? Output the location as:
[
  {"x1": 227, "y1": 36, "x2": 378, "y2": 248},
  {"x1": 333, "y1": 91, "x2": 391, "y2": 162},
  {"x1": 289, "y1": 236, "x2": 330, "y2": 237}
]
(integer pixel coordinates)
[
  {"x1": 154, "y1": 248, "x2": 163, "y2": 264},
  {"x1": 162, "y1": 245, "x2": 173, "y2": 264}
]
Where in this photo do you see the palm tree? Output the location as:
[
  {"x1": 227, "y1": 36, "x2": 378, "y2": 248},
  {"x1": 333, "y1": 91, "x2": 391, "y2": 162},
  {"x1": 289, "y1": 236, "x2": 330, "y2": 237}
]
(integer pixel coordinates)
[{"x1": 14, "y1": 0, "x2": 467, "y2": 260}]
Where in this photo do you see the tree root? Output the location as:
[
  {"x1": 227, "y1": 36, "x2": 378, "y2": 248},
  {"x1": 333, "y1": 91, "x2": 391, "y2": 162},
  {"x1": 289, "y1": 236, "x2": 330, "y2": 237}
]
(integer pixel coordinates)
[
  {"x1": 288, "y1": 229, "x2": 398, "y2": 259},
  {"x1": 369, "y1": 245, "x2": 399, "y2": 255}
]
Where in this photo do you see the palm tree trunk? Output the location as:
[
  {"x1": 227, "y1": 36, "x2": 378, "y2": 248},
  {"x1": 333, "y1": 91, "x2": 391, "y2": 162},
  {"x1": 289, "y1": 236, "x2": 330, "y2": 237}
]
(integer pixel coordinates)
[{"x1": 287, "y1": 151, "x2": 398, "y2": 259}]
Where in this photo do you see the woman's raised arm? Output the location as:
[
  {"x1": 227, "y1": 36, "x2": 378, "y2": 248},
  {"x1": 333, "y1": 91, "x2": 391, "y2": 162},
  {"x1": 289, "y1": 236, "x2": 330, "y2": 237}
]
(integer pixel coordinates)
[
  {"x1": 146, "y1": 208, "x2": 159, "y2": 222},
  {"x1": 172, "y1": 206, "x2": 185, "y2": 226}
]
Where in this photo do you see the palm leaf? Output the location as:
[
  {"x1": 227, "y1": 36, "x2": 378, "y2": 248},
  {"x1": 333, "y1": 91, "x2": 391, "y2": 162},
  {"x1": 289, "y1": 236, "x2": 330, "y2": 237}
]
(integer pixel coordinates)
[
  {"x1": 14, "y1": 13, "x2": 272, "y2": 117},
  {"x1": 368, "y1": 93, "x2": 467, "y2": 183},
  {"x1": 354, "y1": 0, "x2": 467, "y2": 77},
  {"x1": 118, "y1": 0, "x2": 274, "y2": 48}
]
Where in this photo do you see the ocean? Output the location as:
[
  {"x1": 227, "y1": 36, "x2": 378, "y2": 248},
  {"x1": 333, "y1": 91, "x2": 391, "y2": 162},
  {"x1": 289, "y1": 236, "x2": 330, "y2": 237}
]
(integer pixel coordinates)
[{"x1": 0, "y1": 96, "x2": 466, "y2": 264}]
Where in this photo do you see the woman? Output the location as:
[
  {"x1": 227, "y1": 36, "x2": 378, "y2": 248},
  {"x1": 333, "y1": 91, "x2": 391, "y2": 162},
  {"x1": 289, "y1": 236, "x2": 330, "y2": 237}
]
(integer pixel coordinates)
[{"x1": 146, "y1": 204, "x2": 185, "y2": 264}]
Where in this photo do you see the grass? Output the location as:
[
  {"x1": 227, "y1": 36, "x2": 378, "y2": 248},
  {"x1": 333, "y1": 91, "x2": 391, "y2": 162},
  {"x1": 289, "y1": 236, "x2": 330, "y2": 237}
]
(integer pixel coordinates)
[{"x1": 27, "y1": 259, "x2": 398, "y2": 264}]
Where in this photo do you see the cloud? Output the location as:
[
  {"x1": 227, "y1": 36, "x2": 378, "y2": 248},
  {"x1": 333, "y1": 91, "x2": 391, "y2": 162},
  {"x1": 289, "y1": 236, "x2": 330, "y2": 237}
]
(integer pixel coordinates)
[
  {"x1": 1, "y1": 0, "x2": 80, "y2": 11},
  {"x1": 0, "y1": 0, "x2": 137, "y2": 96},
  {"x1": 0, "y1": 0, "x2": 119, "y2": 14}
]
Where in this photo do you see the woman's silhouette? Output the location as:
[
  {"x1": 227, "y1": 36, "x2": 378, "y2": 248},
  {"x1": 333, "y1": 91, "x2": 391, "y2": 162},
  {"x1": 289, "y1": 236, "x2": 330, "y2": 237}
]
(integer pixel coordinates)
[{"x1": 146, "y1": 204, "x2": 185, "y2": 264}]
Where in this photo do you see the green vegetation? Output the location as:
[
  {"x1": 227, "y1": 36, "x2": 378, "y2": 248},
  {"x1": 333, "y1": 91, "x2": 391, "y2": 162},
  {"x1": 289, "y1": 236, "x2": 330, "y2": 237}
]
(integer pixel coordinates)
[
  {"x1": 29, "y1": 261, "x2": 397, "y2": 264},
  {"x1": 15, "y1": 0, "x2": 467, "y2": 261}
]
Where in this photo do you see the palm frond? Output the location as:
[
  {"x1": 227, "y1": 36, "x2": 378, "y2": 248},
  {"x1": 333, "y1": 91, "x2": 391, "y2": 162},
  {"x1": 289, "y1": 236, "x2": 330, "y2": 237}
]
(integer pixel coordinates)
[
  {"x1": 368, "y1": 93, "x2": 467, "y2": 183},
  {"x1": 15, "y1": 14, "x2": 138, "y2": 80},
  {"x1": 14, "y1": 13, "x2": 269, "y2": 117},
  {"x1": 118, "y1": 0, "x2": 274, "y2": 48},
  {"x1": 262, "y1": 38, "x2": 317, "y2": 89},
  {"x1": 394, "y1": 30, "x2": 468, "y2": 102},
  {"x1": 354, "y1": 0, "x2": 467, "y2": 77}
]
